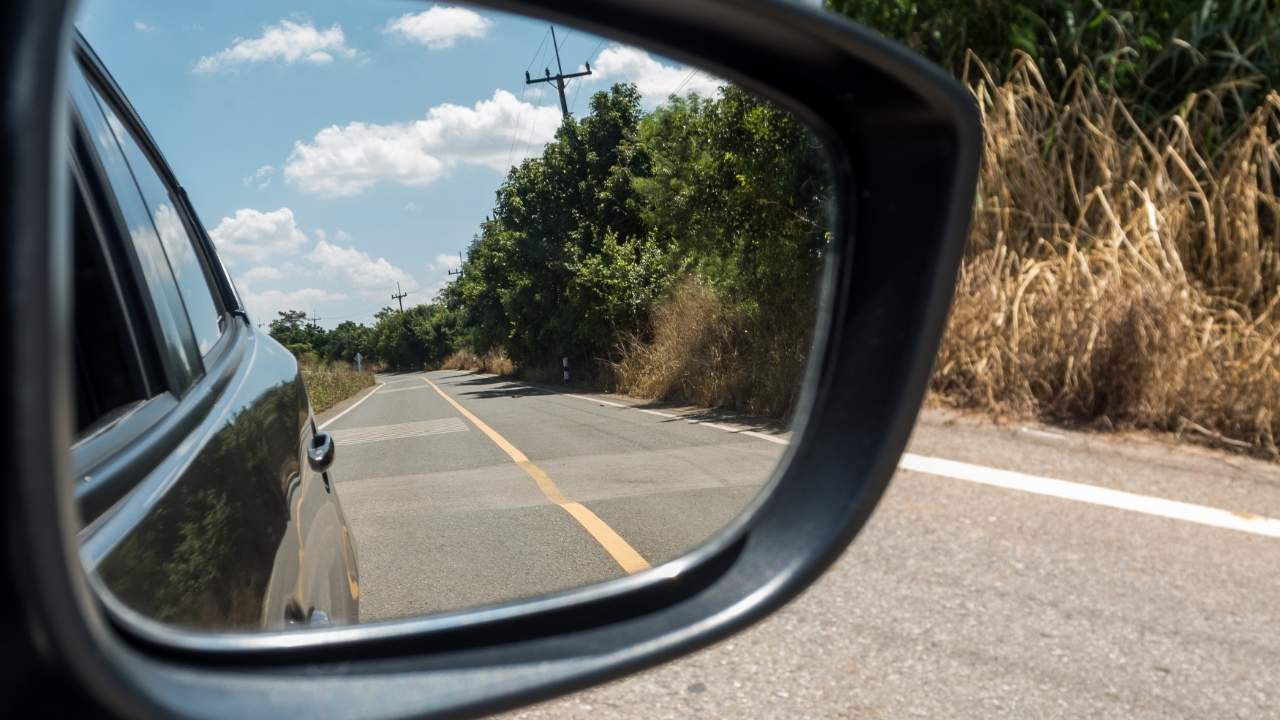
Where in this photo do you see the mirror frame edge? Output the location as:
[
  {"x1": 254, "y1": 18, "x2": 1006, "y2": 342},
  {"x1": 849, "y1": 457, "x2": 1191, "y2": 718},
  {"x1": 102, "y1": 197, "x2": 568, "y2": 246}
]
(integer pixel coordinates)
[{"x1": 1, "y1": 0, "x2": 982, "y2": 717}]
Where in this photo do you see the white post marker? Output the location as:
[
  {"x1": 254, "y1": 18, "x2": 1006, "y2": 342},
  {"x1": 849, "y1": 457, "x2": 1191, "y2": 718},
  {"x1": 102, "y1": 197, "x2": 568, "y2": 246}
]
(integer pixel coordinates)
[
  {"x1": 354, "y1": 351, "x2": 363, "y2": 373},
  {"x1": 562, "y1": 356, "x2": 569, "y2": 383}
]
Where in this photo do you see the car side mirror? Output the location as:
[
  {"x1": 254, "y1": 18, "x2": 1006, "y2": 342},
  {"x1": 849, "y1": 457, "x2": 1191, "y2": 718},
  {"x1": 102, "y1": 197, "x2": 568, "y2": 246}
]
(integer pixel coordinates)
[
  {"x1": 0, "y1": 0, "x2": 979, "y2": 716},
  {"x1": 307, "y1": 432, "x2": 335, "y2": 473}
]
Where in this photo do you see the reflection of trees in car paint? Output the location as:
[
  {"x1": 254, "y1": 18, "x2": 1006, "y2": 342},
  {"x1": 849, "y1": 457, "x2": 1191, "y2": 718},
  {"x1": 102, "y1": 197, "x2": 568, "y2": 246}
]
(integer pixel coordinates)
[
  {"x1": 97, "y1": 377, "x2": 299, "y2": 628},
  {"x1": 97, "y1": 337, "x2": 358, "y2": 630}
]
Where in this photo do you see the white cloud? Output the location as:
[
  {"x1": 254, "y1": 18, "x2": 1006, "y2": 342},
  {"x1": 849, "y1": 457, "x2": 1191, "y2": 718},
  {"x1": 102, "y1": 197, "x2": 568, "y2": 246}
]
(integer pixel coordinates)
[
  {"x1": 243, "y1": 287, "x2": 349, "y2": 326},
  {"x1": 308, "y1": 237, "x2": 416, "y2": 295},
  {"x1": 284, "y1": 89, "x2": 561, "y2": 196},
  {"x1": 194, "y1": 20, "x2": 357, "y2": 74},
  {"x1": 592, "y1": 46, "x2": 722, "y2": 107},
  {"x1": 238, "y1": 265, "x2": 285, "y2": 285},
  {"x1": 208, "y1": 207, "x2": 308, "y2": 264},
  {"x1": 134, "y1": 20, "x2": 155, "y2": 33},
  {"x1": 384, "y1": 5, "x2": 492, "y2": 49},
  {"x1": 242, "y1": 164, "x2": 274, "y2": 190},
  {"x1": 405, "y1": 201, "x2": 420, "y2": 213},
  {"x1": 431, "y1": 253, "x2": 462, "y2": 273}
]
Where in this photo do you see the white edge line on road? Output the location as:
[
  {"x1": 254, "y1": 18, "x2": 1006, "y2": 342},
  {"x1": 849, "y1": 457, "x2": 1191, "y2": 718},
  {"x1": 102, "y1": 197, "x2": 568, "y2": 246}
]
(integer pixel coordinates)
[
  {"x1": 556, "y1": 390, "x2": 1280, "y2": 537},
  {"x1": 563, "y1": 392, "x2": 630, "y2": 408},
  {"x1": 898, "y1": 453, "x2": 1280, "y2": 538},
  {"x1": 317, "y1": 382, "x2": 385, "y2": 431}
]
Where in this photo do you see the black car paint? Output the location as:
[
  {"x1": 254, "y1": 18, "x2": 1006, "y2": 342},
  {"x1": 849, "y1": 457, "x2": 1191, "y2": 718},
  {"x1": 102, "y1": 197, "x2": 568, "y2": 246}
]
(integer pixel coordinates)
[
  {"x1": 90, "y1": 333, "x2": 359, "y2": 630},
  {"x1": 69, "y1": 37, "x2": 359, "y2": 630}
]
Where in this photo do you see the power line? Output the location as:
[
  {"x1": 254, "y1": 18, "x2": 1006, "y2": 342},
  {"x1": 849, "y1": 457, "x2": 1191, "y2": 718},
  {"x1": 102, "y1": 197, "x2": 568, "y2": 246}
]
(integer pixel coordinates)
[
  {"x1": 510, "y1": 30, "x2": 559, "y2": 168},
  {"x1": 518, "y1": 84, "x2": 546, "y2": 161},
  {"x1": 586, "y1": 38, "x2": 607, "y2": 64},
  {"x1": 505, "y1": 27, "x2": 553, "y2": 171},
  {"x1": 525, "y1": 26, "x2": 550, "y2": 73},
  {"x1": 672, "y1": 68, "x2": 699, "y2": 97},
  {"x1": 506, "y1": 85, "x2": 535, "y2": 172},
  {"x1": 524, "y1": 25, "x2": 593, "y2": 118},
  {"x1": 571, "y1": 38, "x2": 609, "y2": 115}
]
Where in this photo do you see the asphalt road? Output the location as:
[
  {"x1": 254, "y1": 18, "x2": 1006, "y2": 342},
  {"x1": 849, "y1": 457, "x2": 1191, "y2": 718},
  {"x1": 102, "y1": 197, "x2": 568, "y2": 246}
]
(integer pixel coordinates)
[
  {"x1": 322, "y1": 370, "x2": 1280, "y2": 718},
  {"x1": 323, "y1": 370, "x2": 782, "y2": 620}
]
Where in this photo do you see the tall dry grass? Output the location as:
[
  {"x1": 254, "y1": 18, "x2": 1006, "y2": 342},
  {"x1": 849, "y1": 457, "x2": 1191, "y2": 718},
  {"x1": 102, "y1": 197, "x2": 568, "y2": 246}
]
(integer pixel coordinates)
[
  {"x1": 440, "y1": 348, "x2": 516, "y2": 376},
  {"x1": 612, "y1": 277, "x2": 812, "y2": 418},
  {"x1": 300, "y1": 359, "x2": 375, "y2": 414},
  {"x1": 934, "y1": 53, "x2": 1280, "y2": 456}
]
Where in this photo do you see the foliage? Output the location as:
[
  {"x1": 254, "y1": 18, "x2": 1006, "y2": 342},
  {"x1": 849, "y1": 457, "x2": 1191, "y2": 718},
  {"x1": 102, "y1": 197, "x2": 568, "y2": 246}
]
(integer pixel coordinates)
[
  {"x1": 299, "y1": 359, "x2": 376, "y2": 414},
  {"x1": 826, "y1": 0, "x2": 1280, "y2": 138},
  {"x1": 264, "y1": 81, "x2": 832, "y2": 417}
]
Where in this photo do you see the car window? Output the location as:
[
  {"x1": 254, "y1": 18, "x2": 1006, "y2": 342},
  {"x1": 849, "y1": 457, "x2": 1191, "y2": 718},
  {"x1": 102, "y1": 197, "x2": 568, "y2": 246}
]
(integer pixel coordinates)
[
  {"x1": 70, "y1": 167, "x2": 152, "y2": 436},
  {"x1": 67, "y1": 63, "x2": 203, "y2": 390},
  {"x1": 88, "y1": 87, "x2": 226, "y2": 356}
]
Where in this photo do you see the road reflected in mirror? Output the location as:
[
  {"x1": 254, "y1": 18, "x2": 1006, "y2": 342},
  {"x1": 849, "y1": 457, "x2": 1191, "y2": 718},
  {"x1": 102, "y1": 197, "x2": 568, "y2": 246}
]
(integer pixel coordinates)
[{"x1": 73, "y1": 0, "x2": 833, "y2": 629}]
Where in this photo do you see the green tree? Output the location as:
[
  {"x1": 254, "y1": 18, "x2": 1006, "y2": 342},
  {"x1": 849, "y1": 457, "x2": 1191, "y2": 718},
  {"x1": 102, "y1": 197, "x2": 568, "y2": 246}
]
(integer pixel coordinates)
[
  {"x1": 458, "y1": 83, "x2": 659, "y2": 368},
  {"x1": 323, "y1": 321, "x2": 371, "y2": 363},
  {"x1": 268, "y1": 310, "x2": 326, "y2": 355}
]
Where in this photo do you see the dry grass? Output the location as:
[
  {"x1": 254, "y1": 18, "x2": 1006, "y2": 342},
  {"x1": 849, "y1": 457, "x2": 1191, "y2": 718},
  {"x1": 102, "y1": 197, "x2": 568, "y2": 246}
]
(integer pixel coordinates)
[
  {"x1": 934, "y1": 54, "x2": 1280, "y2": 456},
  {"x1": 612, "y1": 277, "x2": 811, "y2": 418},
  {"x1": 440, "y1": 348, "x2": 516, "y2": 376},
  {"x1": 300, "y1": 359, "x2": 376, "y2": 414}
]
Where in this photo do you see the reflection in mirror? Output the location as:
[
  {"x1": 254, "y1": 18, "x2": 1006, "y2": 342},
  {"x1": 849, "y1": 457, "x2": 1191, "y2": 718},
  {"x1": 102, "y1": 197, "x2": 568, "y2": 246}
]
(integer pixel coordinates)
[{"x1": 72, "y1": 1, "x2": 833, "y2": 631}]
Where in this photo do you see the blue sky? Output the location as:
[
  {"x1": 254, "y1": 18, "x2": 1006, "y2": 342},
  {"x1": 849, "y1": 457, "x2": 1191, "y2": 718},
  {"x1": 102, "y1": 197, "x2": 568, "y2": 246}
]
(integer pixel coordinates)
[{"x1": 75, "y1": 1, "x2": 722, "y2": 327}]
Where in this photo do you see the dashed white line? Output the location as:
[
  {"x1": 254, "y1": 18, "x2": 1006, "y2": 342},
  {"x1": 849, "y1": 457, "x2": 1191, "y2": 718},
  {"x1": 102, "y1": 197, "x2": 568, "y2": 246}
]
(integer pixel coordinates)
[
  {"x1": 330, "y1": 417, "x2": 469, "y2": 446},
  {"x1": 378, "y1": 385, "x2": 430, "y2": 395}
]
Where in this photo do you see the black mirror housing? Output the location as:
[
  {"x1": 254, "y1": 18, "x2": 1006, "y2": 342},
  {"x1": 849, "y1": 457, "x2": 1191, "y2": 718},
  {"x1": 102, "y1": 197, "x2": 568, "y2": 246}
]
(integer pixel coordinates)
[{"x1": 0, "y1": 1, "x2": 979, "y2": 717}]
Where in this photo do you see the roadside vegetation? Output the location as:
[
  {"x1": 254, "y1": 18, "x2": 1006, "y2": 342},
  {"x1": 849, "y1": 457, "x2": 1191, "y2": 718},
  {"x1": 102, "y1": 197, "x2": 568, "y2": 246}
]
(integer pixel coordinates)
[
  {"x1": 833, "y1": 0, "x2": 1280, "y2": 456},
  {"x1": 269, "y1": 0, "x2": 1280, "y2": 457},
  {"x1": 298, "y1": 356, "x2": 375, "y2": 414}
]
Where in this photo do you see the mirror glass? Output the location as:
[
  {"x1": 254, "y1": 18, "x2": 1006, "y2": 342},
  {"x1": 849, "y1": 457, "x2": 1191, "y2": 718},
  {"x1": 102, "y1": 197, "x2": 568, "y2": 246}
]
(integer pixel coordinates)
[{"x1": 72, "y1": 0, "x2": 834, "y2": 629}]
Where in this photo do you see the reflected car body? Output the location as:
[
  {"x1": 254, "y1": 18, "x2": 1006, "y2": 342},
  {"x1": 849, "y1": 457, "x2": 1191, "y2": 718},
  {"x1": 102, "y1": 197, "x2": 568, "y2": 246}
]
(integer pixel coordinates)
[{"x1": 68, "y1": 34, "x2": 358, "y2": 630}]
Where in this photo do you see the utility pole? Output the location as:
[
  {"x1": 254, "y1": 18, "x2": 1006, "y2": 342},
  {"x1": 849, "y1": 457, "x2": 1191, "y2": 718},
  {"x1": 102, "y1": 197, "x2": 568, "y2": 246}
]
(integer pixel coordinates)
[
  {"x1": 391, "y1": 282, "x2": 408, "y2": 313},
  {"x1": 447, "y1": 252, "x2": 463, "y2": 277},
  {"x1": 526, "y1": 26, "x2": 592, "y2": 118}
]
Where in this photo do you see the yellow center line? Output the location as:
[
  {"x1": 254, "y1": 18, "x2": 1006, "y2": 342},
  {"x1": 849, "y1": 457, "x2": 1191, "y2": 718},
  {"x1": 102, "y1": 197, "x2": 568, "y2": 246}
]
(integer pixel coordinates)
[{"x1": 423, "y1": 377, "x2": 652, "y2": 574}]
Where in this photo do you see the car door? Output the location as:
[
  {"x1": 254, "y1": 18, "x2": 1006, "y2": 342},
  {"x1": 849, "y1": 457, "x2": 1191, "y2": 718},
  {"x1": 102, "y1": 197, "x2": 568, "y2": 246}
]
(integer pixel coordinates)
[{"x1": 66, "y1": 44, "x2": 358, "y2": 631}]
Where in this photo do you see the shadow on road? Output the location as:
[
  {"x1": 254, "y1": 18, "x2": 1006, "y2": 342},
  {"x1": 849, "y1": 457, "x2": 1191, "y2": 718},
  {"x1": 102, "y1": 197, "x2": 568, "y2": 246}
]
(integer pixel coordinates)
[
  {"x1": 434, "y1": 370, "x2": 789, "y2": 435},
  {"x1": 460, "y1": 386, "x2": 557, "y2": 400},
  {"x1": 637, "y1": 404, "x2": 787, "y2": 435}
]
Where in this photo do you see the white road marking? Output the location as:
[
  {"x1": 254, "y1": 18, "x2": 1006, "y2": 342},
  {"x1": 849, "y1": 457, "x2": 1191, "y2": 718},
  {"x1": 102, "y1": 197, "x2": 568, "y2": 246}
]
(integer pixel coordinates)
[
  {"x1": 740, "y1": 429, "x2": 789, "y2": 445},
  {"x1": 330, "y1": 417, "x2": 469, "y2": 446},
  {"x1": 1020, "y1": 427, "x2": 1067, "y2": 441},
  {"x1": 563, "y1": 392, "x2": 629, "y2": 408},
  {"x1": 634, "y1": 406, "x2": 789, "y2": 443},
  {"x1": 554, "y1": 385, "x2": 1280, "y2": 537},
  {"x1": 378, "y1": 385, "x2": 430, "y2": 395},
  {"x1": 898, "y1": 453, "x2": 1280, "y2": 538},
  {"x1": 317, "y1": 382, "x2": 384, "y2": 430}
]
